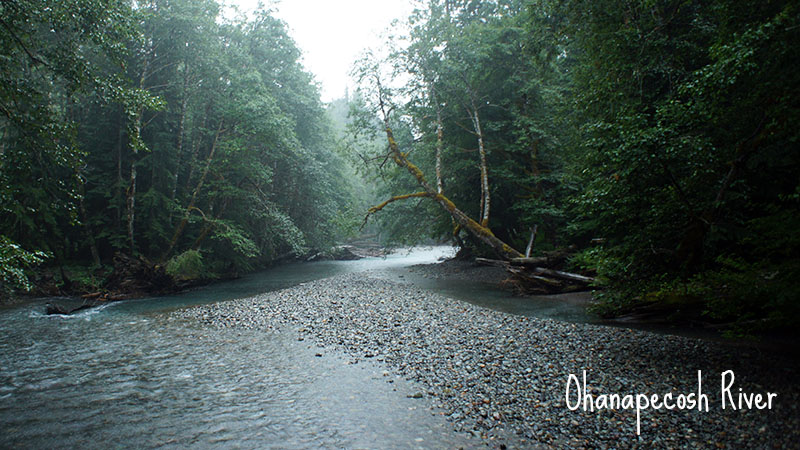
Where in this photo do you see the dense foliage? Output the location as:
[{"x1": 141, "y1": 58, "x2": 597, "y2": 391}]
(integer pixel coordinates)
[
  {"x1": 565, "y1": 0, "x2": 800, "y2": 329},
  {"x1": 353, "y1": 0, "x2": 799, "y2": 329},
  {"x1": 0, "y1": 0, "x2": 358, "y2": 293}
]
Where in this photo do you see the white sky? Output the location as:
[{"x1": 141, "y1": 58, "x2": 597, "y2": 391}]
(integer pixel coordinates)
[{"x1": 228, "y1": 0, "x2": 416, "y2": 102}]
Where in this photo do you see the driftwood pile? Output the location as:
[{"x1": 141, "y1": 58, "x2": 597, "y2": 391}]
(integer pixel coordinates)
[{"x1": 477, "y1": 251, "x2": 595, "y2": 295}]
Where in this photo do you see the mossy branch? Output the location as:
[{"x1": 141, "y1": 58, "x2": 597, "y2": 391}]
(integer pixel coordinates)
[{"x1": 363, "y1": 192, "x2": 431, "y2": 228}]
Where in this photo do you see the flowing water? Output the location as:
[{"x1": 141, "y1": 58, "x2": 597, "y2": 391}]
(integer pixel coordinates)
[{"x1": 0, "y1": 247, "x2": 589, "y2": 448}]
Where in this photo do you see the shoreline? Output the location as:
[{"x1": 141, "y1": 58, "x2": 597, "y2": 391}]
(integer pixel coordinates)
[{"x1": 175, "y1": 269, "x2": 800, "y2": 448}]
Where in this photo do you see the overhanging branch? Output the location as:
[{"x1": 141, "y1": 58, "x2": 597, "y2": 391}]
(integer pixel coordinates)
[{"x1": 362, "y1": 192, "x2": 431, "y2": 228}]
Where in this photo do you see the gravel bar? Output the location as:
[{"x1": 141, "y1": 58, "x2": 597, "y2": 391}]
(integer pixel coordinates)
[{"x1": 175, "y1": 271, "x2": 800, "y2": 449}]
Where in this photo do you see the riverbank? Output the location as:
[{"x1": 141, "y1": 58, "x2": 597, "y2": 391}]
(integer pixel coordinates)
[
  {"x1": 176, "y1": 269, "x2": 800, "y2": 449},
  {"x1": 9, "y1": 245, "x2": 379, "y2": 311}
]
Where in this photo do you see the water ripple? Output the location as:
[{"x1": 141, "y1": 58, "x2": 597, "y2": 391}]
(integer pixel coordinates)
[{"x1": 0, "y1": 259, "x2": 470, "y2": 449}]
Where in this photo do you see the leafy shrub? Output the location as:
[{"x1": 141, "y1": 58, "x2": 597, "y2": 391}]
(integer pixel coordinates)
[
  {"x1": 165, "y1": 250, "x2": 205, "y2": 281},
  {"x1": 0, "y1": 236, "x2": 49, "y2": 293}
]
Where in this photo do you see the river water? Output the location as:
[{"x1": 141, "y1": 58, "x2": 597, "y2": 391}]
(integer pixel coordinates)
[{"x1": 0, "y1": 247, "x2": 587, "y2": 448}]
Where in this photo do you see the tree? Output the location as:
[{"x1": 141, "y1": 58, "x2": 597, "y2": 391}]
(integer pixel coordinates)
[
  {"x1": 353, "y1": 0, "x2": 572, "y2": 257},
  {"x1": 0, "y1": 0, "x2": 139, "y2": 286},
  {"x1": 564, "y1": 0, "x2": 800, "y2": 323},
  {"x1": 355, "y1": 54, "x2": 523, "y2": 259}
]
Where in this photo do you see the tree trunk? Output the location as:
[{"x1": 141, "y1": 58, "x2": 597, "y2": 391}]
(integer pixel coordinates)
[
  {"x1": 431, "y1": 87, "x2": 463, "y2": 245},
  {"x1": 432, "y1": 89, "x2": 444, "y2": 195},
  {"x1": 115, "y1": 110, "x2": 124, "y2": 230},
  {"x1": 171, "y1": 61, "x2": 191, "y2": 204},
  {"x1": 379, "y1": 120, "x2": 521, "y2": 260},
  {"x1": 163, "y1": 119, "x2": 224, "y2": 261},
  {"x1": 126, "y1": 148, "x2": 137, "y2": 254},
  {"x1": 525, "y1": 225, "x2": 538, "y2": 258},
  {"x1": 436, "y1": 108, "x2": 444, "y2": 194},
  {"x1": 78, "y1": 178, "x2": 101, "y2": 267},
  {"x1": 186, "y1": 106, "x2": 208, "y2": 190},
  {"x1": 126, "y1": 49, "x2": 151, "y2": 255},
  {"x1": 469, "y1": 100, "x2": 490, "y2": 227},
  {"x1": 192, "y1": 197, "x2": 230, "y2": 250}
]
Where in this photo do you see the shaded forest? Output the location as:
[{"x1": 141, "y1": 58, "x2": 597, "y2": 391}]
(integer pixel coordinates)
[
  {"x1": 2, "y1": 0, "x2": 799, "y2": 332},
  {"x1": 1, "y1": 0, "x2": 361, "y2": 295}
]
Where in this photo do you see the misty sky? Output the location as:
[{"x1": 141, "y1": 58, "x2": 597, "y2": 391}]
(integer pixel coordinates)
[{"x1": 229, "y1": 0, "x2": 416, "y2": 102}]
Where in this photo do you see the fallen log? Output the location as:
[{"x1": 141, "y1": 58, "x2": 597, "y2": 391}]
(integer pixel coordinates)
[
  {"x1": 104, "y1": 252, "x2": 176, "y2": 296},
  {"x1": 475, "y1": 257, "x2": 510, "y2": 268},
  {"x1": 477, "y1": 250, "x2": 596, "y2": 295},
  {"x1": 509, "y1": 257, "x2": 549, "y2": 265},
  {"x1": 530, "y1": 267, "x2": 595, "y2": 284},
  {"x1": 500, "y1": 279, "x2": 551, "y2": 295},
  {"x1": 45, "y1": 303, "x2": 71, "y2": 315},
  {"x1": 524, "y1": 274, "x2": 565, "y2": 288},
  {"x1": 45, "y1": 302, "x2": 97, "y2": 316}
]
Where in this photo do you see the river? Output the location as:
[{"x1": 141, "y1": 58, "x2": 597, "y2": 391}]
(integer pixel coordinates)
[{"x1": 4, "y1": 246, "x2": 575, "y2": 449}]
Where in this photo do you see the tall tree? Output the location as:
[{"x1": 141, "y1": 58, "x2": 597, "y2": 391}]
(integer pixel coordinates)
[
  {"x1": 356, "y1": 0, "x2": 571, "y2": 255},
  {"x1": 0, "y1": 0, "x2": 140, "y2": 287},
  {"x1": 355, "y1": 54, "x2": 523, "y2": 259}
]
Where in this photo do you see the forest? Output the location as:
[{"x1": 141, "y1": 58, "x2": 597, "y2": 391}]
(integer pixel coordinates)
[
  {"x1": 2, "y1": 0, "x2": 798, "y2": 332},
  {"x1": 1, "y1": 0, "x2": 362, "y2": 296}
]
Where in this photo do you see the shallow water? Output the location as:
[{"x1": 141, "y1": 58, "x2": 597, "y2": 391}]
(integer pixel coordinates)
[
  {"x1": 1, "y1": 247, "x2": 482, "y2": 449},
  {"x1": 0, "y1": 312, "x2": 472, "y2": 448},
  {"x1": 377, "y1": 266, "x2": 595, "y2": 324}
]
